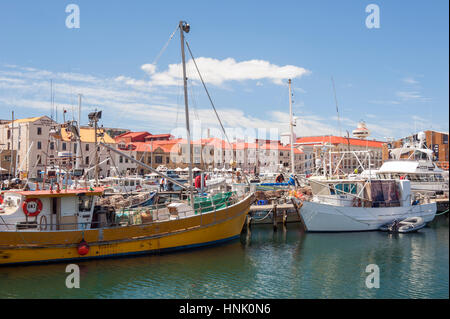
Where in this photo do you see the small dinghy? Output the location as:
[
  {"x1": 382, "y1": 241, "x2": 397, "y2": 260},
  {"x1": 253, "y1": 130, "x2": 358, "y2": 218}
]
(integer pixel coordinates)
[{"x1": 379, "y1": 217, "x2": 426, "y2": 233}]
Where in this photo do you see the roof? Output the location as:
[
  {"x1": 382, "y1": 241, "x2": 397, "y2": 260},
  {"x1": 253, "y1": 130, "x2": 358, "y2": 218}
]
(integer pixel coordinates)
[
  {"x1": 4, "y1": 116, "x2": 47, "y2": 124},
  {"x1": 61, "y1": 127, "x2": 116, "y2": 144},
  {"x1": 296, "y1": 136, "x2": 384, "y2": 148},
  {"x1": 11, "y1": 187, "x2": 104, "y2": 198}
]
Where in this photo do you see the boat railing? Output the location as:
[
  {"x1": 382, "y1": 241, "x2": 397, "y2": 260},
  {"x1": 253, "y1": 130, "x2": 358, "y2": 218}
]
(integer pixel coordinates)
[{"x1": 117, "y1": 194, "x2": 237, "y2": 226}]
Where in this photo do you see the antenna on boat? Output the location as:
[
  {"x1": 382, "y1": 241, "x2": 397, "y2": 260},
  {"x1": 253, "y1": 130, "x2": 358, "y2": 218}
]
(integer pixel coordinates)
[
  {"x1": 288, "y1": 79, "x2": 295, "y2": 175},
  {"x1": 88, "y1": 110, "x2": 102, "y2": 187},
  {"x1": 331, "y1": 76, "x2": 342, "y2": 137},
  {"x1": 179, "y1": 20, "x2": 195, "y2": 207}
]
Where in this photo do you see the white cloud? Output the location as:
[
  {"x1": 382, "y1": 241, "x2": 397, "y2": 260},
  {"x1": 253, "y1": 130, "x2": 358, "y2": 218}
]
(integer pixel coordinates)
[
  {"x1": 396, "y1": 91, "x2": 431, "y2": 102},
  {"x1": 142, "y1": 57, "x2": 310, "y2": 87},
  {"x1": 402, "y1": 77, "x2": 419, "y2": 85}
]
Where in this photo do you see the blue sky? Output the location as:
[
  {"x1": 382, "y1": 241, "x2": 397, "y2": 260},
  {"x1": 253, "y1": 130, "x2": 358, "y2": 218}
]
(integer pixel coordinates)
[{"x1": 0, "y1": 0, "x2": 448, "y2": 141}]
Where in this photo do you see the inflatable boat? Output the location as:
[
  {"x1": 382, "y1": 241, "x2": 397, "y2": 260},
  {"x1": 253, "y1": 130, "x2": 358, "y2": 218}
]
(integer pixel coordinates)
[{"x1": 379, "y1": 216, "x2": 426, "y2": 233}]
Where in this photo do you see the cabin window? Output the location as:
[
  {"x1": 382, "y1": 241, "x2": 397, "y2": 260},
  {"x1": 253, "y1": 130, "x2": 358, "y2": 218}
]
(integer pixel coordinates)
[
  {"x1": 130, "y1": 180, "x2": 135, "y2": 186},
  {"x1": 78, "y1": 195, "x2": 93, "y2": 212},
  {"x1": 125, "y1": 180, "x2": 129, "y2": 186}
]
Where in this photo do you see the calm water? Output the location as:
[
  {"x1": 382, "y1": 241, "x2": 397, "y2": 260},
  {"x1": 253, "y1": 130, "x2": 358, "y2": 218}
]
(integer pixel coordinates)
[{"x1": 0, "y1": 216, "x2": 448, "y2": 299}]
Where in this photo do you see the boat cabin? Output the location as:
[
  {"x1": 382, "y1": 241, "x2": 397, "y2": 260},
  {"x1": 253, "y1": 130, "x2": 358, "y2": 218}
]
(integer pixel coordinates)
[
  {"x1": 309, "y1": 179, "x2": 412, "y2": 208},
  {"x1": 0, "y1": 188, "x2": 103, "y2": 231}
]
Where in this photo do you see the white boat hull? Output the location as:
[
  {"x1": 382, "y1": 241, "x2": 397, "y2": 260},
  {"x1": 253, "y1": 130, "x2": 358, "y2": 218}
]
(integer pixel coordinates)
[{"x1": 299, "y1": 201, "x2": 437, "y2": 232}]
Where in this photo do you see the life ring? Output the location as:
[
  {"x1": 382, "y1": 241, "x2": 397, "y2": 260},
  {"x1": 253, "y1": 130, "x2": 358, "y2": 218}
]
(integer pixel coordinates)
[
  {"x1": 136, "y1": 185, "x2": 142, "y2": 191},
  {"x1": 22, "y1": 198, "x2": 43, "y2": 217}
]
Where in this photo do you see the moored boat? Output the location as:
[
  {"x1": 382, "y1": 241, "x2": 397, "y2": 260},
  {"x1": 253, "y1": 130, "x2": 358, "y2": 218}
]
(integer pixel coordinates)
[
  {"x1": 294, "y1": 178, "x2": 436, "y2": 232},
  {"x1": 0, "y1": 186, "x2": 253, "y2": 265}
]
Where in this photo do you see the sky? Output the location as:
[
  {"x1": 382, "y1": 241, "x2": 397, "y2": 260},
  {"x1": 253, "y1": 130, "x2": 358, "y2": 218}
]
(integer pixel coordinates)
[{"x1": 0, "y1": 0, "x2": 448, "y2": 142}]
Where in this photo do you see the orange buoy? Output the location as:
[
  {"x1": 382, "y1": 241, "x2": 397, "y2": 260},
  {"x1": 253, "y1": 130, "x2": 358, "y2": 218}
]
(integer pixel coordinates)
[{"x1": 77, "y1": 240, "x2": 89, "y2": 256}]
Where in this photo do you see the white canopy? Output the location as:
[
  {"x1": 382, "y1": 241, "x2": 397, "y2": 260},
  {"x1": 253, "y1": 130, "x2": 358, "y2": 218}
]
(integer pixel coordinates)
[
  {"x1": 0, "y1": 167, "x2": 7, "y2": 172},
  {"x1": 192, "y1": 167, "x2": 202, "y2": 171},
  {"x1": 174, "y1": 167, "x2": 183, "y2": 172}
]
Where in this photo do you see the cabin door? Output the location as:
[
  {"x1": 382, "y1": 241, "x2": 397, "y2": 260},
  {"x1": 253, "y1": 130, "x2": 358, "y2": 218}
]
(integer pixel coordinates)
[
  {"x1": 59, "y1": 197, "x2": 78, "y2": 230},
  {"x1": 51, "y1": 197, "x2": 60, "y2": 230}
]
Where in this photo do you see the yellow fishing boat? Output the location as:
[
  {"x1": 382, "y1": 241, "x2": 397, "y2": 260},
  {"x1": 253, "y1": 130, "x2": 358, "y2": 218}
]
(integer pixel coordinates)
[
  {"x1": 0, "y1": 20, "x2": 255, "y2": 266},
  {"x1": 0, "y1": 187, "x2": 254, "y2": 265}
]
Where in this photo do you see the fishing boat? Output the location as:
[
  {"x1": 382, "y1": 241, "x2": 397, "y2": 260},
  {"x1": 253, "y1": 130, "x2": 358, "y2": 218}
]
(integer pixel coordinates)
[
  {"x1": 294, "y1": 178, "x2": 436, "y2": 232},
  {"x1": 0, "y1": 21, "x2": 254, "y2": 266}
]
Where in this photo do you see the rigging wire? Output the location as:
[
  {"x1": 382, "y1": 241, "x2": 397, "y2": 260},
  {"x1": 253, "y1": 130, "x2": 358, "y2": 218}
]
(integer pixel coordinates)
[
  {"x1": 185, "y1": 40, "x2": 231, "y2": 147},
  {"x1": 151, "y1": 24, "x2": 179, "y2": 67}
]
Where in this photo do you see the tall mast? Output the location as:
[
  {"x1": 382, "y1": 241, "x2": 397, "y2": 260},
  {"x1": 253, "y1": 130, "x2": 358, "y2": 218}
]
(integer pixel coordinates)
[
  {"x1": 10, "y1": 111, "x2": 15, "y2": 179},
  {"x1": 288, "y1": 79, "x2": 295, "y2": 175},
  {"x1": 179, "y1": 20, "x2": 194, "y2": 206},
  {"x1": 75, "y1": 94, "x2": 82, "y2": 170}
]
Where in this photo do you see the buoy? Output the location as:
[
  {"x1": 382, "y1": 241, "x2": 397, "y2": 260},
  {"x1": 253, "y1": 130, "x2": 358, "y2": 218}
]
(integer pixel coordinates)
[{"x1": 77, "y1": 240, "x2": 89, "y2": 256}]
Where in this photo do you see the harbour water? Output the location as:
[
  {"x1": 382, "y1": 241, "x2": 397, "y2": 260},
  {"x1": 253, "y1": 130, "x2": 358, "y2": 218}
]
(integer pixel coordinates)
[{"x1": 0, "y1": 216, "x2": 448, "y2": 299}]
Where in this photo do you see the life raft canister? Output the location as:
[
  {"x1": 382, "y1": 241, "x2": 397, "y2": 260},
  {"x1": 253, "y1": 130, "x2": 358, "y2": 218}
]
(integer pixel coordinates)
[
  {"x1": 77, "y1": 240, "x2": 89, "y2": 256},
  {"x1": 22, "y1": 198, "x2": 43, "y2": 217}
]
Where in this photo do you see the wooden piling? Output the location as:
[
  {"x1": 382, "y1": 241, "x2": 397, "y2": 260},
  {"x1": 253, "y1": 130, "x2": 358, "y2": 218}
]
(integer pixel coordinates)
[
  {"x1": 273, "y1": 203, "x2": 277, "y2": 231},
  {"x1": 246, "y1": 214, "x2": 252, "y2": 232}
]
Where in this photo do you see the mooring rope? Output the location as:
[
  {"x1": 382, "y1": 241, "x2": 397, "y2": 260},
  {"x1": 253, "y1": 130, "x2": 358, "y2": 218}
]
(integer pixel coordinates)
[{"x1": 251, "y1": 208, "x2": 273, "y2": 221}]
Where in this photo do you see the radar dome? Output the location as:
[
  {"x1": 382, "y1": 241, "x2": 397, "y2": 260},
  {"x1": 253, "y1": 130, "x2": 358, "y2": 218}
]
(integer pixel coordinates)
[{"x1": 352, "y1": 120, "x2": 370, "y2": 139}]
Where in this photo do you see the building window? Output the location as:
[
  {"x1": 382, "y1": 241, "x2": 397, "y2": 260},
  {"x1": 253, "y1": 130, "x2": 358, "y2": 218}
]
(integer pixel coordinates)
[
  {"x1": 119, "y1": 156, "x2": 123, "y2": 163},
  {"x1": 50, "y1": 142, "x2": 54, "y2": 150},
  {"x1": 37, "y1": 141, "x2": 42, "y2": 150},
  {"x1": 7, "y1": 130, "x2": 11, "y2": 139},
  {"x1": 62, "y1": 143, "x2": 67, "y2": 151},
  {"x1": 86, "y1": 144, "x2": 89, "y2": 151},
  {"x1": 37, "y1": 127, "x2": 42, "y2": 135},
  {"x1": 155, "y1": 156, "x2": 163, "y2": 164},
  {"x1": 85, "y1": 156, "x2": 89, "y2": 165}
]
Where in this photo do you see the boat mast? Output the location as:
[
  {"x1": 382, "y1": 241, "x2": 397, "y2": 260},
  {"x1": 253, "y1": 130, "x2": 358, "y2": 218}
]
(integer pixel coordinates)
[
  {"x1": 75, "y1": 94, "x2": 82, "y2": 170},
  {"x1": 179, "y1": 20, "x2": 194, "y2": 206},
  {"x1": 288, "y1": 79, "x2": 295, "y2": 175}
]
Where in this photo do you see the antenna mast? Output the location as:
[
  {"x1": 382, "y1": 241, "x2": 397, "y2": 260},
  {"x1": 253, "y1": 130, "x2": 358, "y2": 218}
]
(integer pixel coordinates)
[
  {"x1": 331, "y1": 76, "x2": 342, "y2": 137},
  {"x1": 288, "y1": 79, "x2": 295, "y2": 175}
]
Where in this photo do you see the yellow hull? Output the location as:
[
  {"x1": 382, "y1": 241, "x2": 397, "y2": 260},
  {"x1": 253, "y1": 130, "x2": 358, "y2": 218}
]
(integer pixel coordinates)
[{"x1": 0, "y1": 194, "x2": 253, "y2": 266}]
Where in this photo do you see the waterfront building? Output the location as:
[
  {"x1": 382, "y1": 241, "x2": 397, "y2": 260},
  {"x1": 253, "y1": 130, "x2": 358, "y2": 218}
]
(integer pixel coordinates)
[{"x1": 0, "y1": 116, "x2": 117, "y2": 179}]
